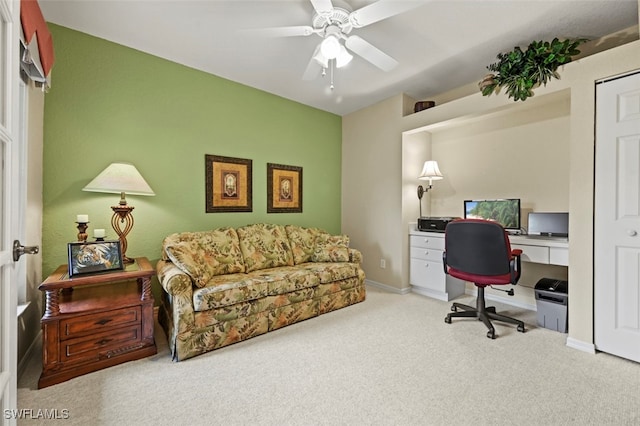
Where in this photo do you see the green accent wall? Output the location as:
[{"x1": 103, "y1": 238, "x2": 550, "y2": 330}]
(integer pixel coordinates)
[{"x1": 43, "y1": 25, "x2": 342, "y2": 296}]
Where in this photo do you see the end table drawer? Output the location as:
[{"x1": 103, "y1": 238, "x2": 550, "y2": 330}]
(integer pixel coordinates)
[
  {"x1": 61, "y1": 307, "x2": 141, "y2": 338},
  {"x1": 63, "y1": 326, "x2": 142, "y2": 364}
]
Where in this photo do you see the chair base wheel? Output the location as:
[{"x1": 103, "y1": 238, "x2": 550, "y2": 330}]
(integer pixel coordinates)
[
  {"x1": 487, "y1": 329, "x2": 495, "y2": 339},
  {"x1": 517, "y1": 325, "x2": 525, "y2": 333},
  {"x1": 444, "y1": 316, "x2": 452, "y2": 324}
]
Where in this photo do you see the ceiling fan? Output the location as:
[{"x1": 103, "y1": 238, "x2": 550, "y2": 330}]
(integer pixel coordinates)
[{"x1": 251, "y1": 0, "x2": 424, "y2": 87}]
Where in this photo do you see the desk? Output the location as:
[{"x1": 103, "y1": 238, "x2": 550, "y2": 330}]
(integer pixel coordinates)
[
  {"x1": 38, "y1": 257, "x2": 157, "y2": 388},
  {"x1": 408, "y1": 226, "x2": 568, "y2": 302}
]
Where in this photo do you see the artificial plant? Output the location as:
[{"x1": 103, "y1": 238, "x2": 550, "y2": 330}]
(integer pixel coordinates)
[{"x1": 479, "y1": 38, "x2": 586, "y2": 101}]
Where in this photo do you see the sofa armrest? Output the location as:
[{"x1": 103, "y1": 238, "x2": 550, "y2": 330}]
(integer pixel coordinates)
[
  {"x1": 156, "y1": 259, "x2": 195, "y2": 331},
  {"x1": 349, "y1": 248, "x2": 363, "y2": 264}
]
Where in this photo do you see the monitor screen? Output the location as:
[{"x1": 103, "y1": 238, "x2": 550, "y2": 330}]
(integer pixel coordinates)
[
  {"x1": 528, "y1": 212, "x2": 569, "y2": 237},
  {"x1": 463, "y1": 199, "x2": 521, "y2": 230}
]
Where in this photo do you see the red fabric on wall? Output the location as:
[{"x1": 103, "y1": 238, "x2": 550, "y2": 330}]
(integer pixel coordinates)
[{"x1": 20, "y1": 0, "x2": 54, "y2": 76}]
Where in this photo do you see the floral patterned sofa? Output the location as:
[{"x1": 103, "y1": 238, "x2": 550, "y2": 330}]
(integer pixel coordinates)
[{"x1": 156, "y1": 223, "x2": 366, "y2": 361}]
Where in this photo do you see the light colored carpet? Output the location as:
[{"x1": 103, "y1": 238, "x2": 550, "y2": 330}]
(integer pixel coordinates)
[{"x1": 17, "y1": 286, "x2": 640, "y2": 425}]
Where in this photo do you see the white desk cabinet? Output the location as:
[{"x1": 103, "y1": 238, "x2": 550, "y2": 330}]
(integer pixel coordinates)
[
  {"x1": 409, "y1": 231, "x2": 465, "y2": 301},
  {"x1": 409, "y1": 225, "x2": 569, "y2": 303}
]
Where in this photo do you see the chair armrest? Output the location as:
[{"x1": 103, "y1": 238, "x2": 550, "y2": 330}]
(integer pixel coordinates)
[
  {"x1": 156, "y1": 259, "x2": 195, "y2": 331},
  {"x1": 509, "y1": 250, "x2": 522, "y2": 284},
  {"x1": 157, "y1": 259, "x2": 193, "y2": 296},
  {"x1": 348, "y1": 248, "x2": 363, "y2": 264}
]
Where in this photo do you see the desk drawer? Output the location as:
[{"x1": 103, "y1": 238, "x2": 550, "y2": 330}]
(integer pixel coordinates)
[
  {"x1": 410, "y1": 246, "x2": 443, "y2": 262},
  {"x1": 512, "y1": 244, "x2": 549, "y2": 264},
  {"x1": 410, "y1": 258, "x2": 445, "y2": 292},
  {"x1": 410, "y1": 235, "x2": 445, "y2": 250},
  {"x1": 60, "y1": 307, "x2": 141, "y2": 339},
  {"x1": 550, "y1": 247, "x2": 569, "y2": 266}
]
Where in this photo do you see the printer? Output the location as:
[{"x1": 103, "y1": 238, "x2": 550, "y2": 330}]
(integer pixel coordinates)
[{"x1": 417, "y1": 217, "x2": 459, "y2": 232}]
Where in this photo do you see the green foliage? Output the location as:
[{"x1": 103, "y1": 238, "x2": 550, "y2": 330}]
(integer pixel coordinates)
[
  {"x1": 469, "y1": 200, "x2": 519, "y2": 229},
  {"x1": 479, "y1": 38, "x2": 586, "y2": 101}
]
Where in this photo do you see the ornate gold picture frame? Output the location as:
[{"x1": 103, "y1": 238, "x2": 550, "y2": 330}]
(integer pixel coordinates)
[
  {"x1": 267, "y1": 163, "x2": 302, "y2": 213},
  {"x1": 205, "y1": 154, "x2": 252, "y2": 213}
]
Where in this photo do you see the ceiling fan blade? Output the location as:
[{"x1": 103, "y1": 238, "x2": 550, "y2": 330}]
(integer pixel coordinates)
[
  {"x1": 349, "y1": 0, "x2": 424, "y2": 28},
  {"x1": 302, "y1": 44, "x2": 324, "y2": 80},
  {"x1": 243, "y1": 25, "x2": 315, "y2": 38},
  {"x1": 310, "y1": 0, "x2": 334, "y2": 15},
  {"x1": 303, "y1": 59, "x2": 322, "y2": 81},
  {"x1": 345, "y1": 35, "x2": 398, "y2": 72}
]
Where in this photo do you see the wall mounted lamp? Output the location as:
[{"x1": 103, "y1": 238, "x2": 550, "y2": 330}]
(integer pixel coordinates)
[
  {"x1": 83, "y1": 162, "x2": 155, "y2": 263},
  {"x1": 417, "y1": 160, "x2": 444, "y2": 217}
]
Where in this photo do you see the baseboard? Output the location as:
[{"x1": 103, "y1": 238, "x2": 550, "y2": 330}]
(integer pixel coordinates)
[
  {"x1": 365, "y1": 279, "x2": 411, "y2": 294},
  {"x1": 18, "y1": 330, "x2": 41, "y2": 381},
  {"x1": 566, "y1": 337, "x2": 596, "y2": 354}
]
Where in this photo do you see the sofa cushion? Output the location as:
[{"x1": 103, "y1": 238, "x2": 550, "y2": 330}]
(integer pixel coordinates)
[
  {"x1": 285, "y1": 225, "x2": 328, "y2": 265},
  {"x1": 312, "y1": 234, "x2": 350, "y2": 262},
  {"x1": 192, "y1": 267, "x2": 319, "y2": 311},
  {"x1": 164, "y1": 228, "x2": 245, "y2": 288},
  {"x1": 301, "y1": 262, "x2": 360, "y2": 284},
  {"x1": 193, "y1": 274, "x2": 270, "y2": 311},
  {"x1": 237, "y1": 224, "x2": 294, "y2": 272}
]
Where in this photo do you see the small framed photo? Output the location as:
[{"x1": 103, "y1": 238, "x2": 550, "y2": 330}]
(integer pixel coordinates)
[
  {"x1": 267, "y1": 163, "x2": 302, "y2": 213},
  {"x1": 68, "y1": 241, "x2": 124, "y2": 277},
  {"x1": 205, "y1": 154, "x2": 253, "y2": 213}
]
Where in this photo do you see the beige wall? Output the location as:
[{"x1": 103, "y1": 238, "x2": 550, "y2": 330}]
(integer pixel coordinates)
[
  {"x1": 342, "y1": 95, "x2": 408, "y2": 290},
  {"x1": 342, "y1": 38, "x2": 640, "y2": 349}
]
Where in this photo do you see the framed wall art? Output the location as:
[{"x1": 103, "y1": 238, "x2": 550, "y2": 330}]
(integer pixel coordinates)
[
  {"x1": 67, "y1": 240, "x2": 124, "y2": 277},
  {"x1": 267, "y1": 163, "x2": 302, "y2": 213},
  {"x1": 205, "y1": 154, "x2": 253, "y2": 213}
]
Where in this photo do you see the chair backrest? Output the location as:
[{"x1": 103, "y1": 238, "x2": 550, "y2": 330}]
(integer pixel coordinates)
[{"x1": 444, "y1": 219, "x2": 515, "y2": 284}]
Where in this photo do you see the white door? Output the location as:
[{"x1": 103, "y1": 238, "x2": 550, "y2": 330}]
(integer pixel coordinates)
[
  {"x1": 1, "y1": 0, "x2": 20, "y2": 422},
  {"x1": 594, "y1": 71, "x2": 640, "y2": 363}
]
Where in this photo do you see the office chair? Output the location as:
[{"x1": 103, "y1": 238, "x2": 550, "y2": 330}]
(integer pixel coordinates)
[{"x1": 442, "y1": 219, "x2": 526, "y2": 339}]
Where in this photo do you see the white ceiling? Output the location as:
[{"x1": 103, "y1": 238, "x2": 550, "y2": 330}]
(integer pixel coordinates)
[{"x1": 39, "y1": 0, "x2": 639, "y2": 116}]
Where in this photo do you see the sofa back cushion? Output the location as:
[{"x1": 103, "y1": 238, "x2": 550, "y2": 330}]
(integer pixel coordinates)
[
  {"x1": 163, "y1": 227, "x2": 245, "y2": 288},
  {"x1": 237, "y1": 224, "x2": 294, "y2": 272},
  {"x1": 312, "y1": 234, "x2": 350, "y2": 262},
  {"x1": 285, "y1": 225, "x2": 328, "y2": 265}
]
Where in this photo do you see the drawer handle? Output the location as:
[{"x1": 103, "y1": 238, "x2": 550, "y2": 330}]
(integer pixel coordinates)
[
  {"x1": 96, "y1": 319, "x2": 113, "y2": 326},
  {"x1": 423, "y1": 238, "x2": 429, "y2": 243},
  {"x1": 424, "y1": 250, "x2": 429, "y2": 255},
  {"x1": 424, "y1": 264, "x2": 429, "y2": 268},
  {"x1": 97, "y1": 338, "x2": 113, "y2": 346}
]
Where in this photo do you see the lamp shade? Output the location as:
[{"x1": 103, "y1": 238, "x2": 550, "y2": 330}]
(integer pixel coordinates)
[
  {"x1": 418, "y1": 160, "x2": 444, "y2": 181},
  {"x1": 320, "y1": 35, "x2": 341, "y2": 59},
  {"x1": 83, "y1": 162, "x2": 155, "y2": 196}
]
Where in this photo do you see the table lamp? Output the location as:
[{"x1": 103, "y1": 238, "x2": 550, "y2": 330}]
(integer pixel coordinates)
[
  {"x1": 83, "y1": 162, "x2": 155, "y2": 263},
  {"x1": 417, "y1": 160, "x2": 443, "y2": 217}
]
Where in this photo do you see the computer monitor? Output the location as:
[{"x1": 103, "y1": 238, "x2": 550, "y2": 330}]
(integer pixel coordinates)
[
  {"x1": 463, "y1": 199, "x2": 521, "y2": 231},
  {"x1": 528, "y1": 212, "x2": 569, "y2": 237}
]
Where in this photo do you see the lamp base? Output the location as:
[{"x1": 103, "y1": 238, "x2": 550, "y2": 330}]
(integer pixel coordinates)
[{"x1": 111, "y1": 204, "x2": 135, "y2": 264}]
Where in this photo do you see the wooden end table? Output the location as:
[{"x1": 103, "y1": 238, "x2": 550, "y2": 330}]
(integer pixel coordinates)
[{"x1": 38, "y1": 257, "x2": 157, "y2": 388}]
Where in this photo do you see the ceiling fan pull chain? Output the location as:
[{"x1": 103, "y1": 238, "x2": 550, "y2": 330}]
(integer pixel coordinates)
[{"x1": 330, "y1": 60, "x2": 335, "y2": 90}]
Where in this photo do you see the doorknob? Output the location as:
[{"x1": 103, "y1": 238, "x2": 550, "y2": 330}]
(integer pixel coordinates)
[{"x1": 13, "y1": 240, "x2": 39, "y2": 261}]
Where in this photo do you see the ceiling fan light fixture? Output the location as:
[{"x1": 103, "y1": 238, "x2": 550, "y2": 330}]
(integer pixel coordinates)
[
  {"x1": 312, "y1": 44, "x2": 329, "y2": 68},
  {"x1": 320, "y1": 34, "x2": 341, "y2": 59},
  {"x1": 336, "y1": 45, "x2": 353, "y2": 68}
]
